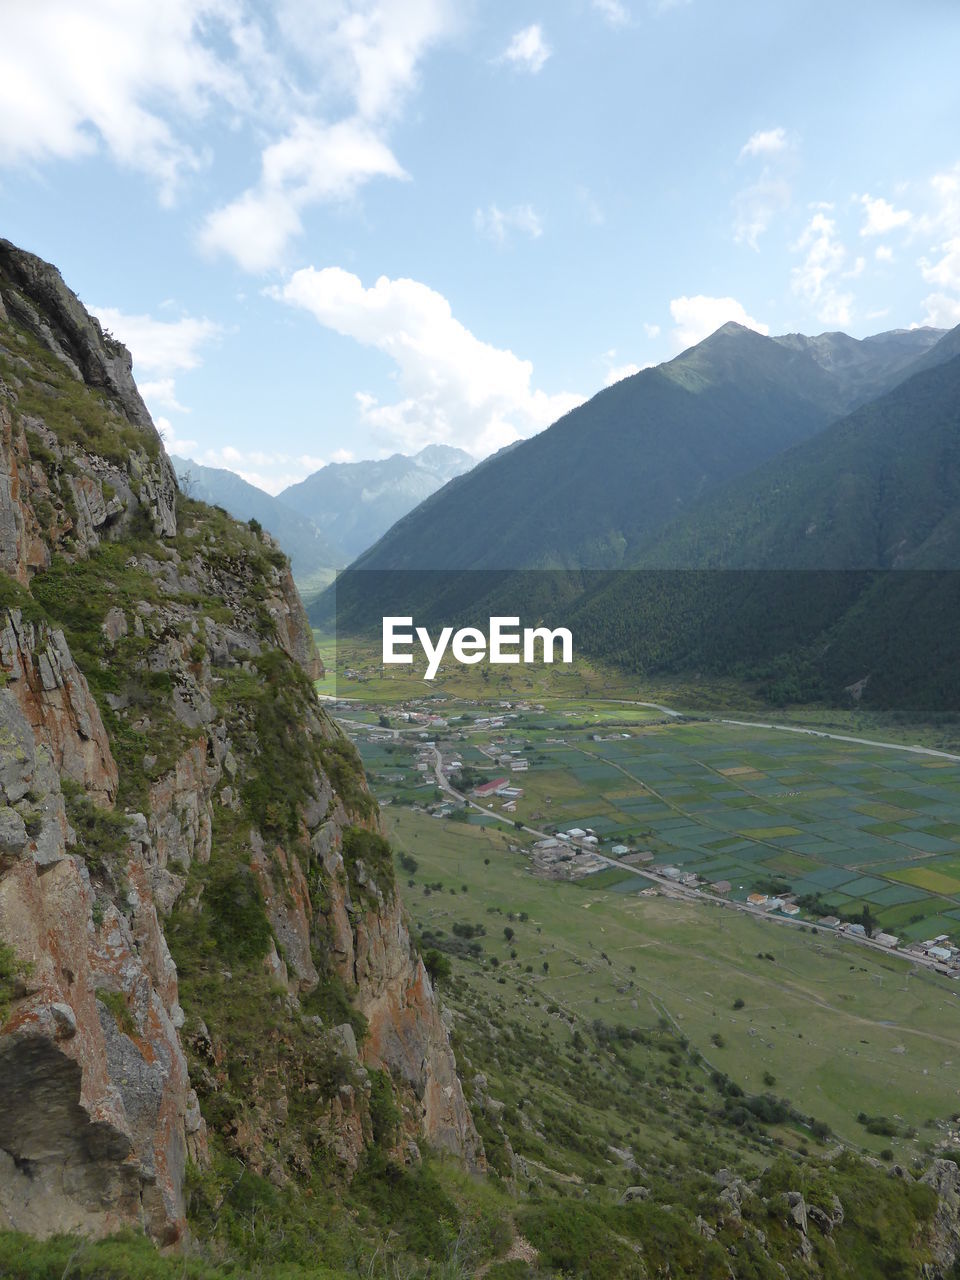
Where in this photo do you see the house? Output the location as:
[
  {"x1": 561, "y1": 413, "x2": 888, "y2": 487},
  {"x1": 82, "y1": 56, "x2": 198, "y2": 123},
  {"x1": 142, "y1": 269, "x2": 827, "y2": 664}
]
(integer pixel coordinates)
[
  {"x1": 874, "y1": 932, "x2": 900, "y2": 948},
  {"x1": 765, "y1": 897, "x2": 785, "y2": 912},
  {"x1": 818, "y1": 916, "x2": 840, "y2": 928},
  {"x1": 473, "y1": 777, "x2": 509, "y2": 797},
  {"x1": 747, "y1": 893, "x2": 769, "y2": 907},
  {"x1": 567, "y1": 827, "x2": 587, "y2": 839},
  {"x1": 659, "y1": 866, "x2": 683, "y2": 882},
  {"x1": 611, "y1": 844, "x2": 630, "y2": 856},
  {"x1": 582, "y1": 835, "x2": 599, "y2": 847},
  {"x1": 711, "y1": 880, "x2": 732, "y2": 895},
  {"x1": 780, "y1": 903, "x2": 801, "y2": 917},
  {"x1": 927, "y1": 945, "x2": 952, "y2": 962},
  {"x1": 846, "y1": 923, "x2": 867, "y2": 937},
  {"x1": 680, "y1": 872, "x2": 699, "y2": 887}
]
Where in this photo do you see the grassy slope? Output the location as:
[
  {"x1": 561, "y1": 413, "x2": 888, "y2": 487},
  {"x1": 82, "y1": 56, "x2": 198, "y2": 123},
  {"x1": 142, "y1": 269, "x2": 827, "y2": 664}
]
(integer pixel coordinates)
[{"x1": 388, "y1": 807, "x2": 960, "y2": 1162}]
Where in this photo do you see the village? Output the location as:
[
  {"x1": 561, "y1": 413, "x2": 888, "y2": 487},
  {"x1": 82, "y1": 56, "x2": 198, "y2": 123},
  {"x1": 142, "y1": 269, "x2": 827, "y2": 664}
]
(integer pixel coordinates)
[{"x1": 327, "y1": 684, "x2": 960, "y2": 982}]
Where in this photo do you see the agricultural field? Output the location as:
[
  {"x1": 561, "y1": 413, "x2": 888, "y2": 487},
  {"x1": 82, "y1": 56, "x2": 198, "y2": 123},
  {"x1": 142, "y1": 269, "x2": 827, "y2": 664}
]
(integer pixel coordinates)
[
  {"x1": 422, "y1": 715, "x2": 960, "y2": 946},
  {"x1": 387, "y1": 807, "x2": 960, "y2": 1162}
]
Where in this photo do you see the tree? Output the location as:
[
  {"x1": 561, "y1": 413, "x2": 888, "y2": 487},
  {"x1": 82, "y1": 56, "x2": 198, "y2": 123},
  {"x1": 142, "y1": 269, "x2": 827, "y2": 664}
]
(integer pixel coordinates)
[
  {"x1": 504, "y1": 926, "x2": 515, "y2": 942},
  {"x1": 423, "y1": 949, "x2": 451, "y2": 985}
]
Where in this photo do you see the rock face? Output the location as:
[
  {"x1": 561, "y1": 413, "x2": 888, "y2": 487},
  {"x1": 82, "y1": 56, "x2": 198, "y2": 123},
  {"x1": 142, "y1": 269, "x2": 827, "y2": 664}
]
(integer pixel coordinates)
[
  {"x1": 313, "y1": 818, "x2": 483, "y2": 1167},
  {"x1": 0, "y1": 680, "x2": 203, "y2": 1243},
  {"x1": 923, "y1": 1160, "x2": 960, "y2": 1277},
  {"x1": 0, "y1": 239, "x2": 480, "y2": 1246}
]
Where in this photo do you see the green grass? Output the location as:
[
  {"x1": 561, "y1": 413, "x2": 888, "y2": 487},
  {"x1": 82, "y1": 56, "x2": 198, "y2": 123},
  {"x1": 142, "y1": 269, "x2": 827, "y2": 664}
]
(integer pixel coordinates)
[{"x1": 387, "y1": 806, "x2": 960, "y2": 1159}]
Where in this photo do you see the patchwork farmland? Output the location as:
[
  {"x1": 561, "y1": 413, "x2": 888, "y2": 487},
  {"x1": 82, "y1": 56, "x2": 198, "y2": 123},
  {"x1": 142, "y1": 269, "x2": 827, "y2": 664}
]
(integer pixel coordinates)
[{"x1": 498, "y1": 721, "x2": 960, "y2": 943}]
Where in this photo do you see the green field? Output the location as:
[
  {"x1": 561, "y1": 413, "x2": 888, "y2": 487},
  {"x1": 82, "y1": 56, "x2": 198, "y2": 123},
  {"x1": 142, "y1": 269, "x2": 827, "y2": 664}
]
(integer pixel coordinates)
[
  {"x1": 388, "y1": 807, "x2": 960, "y2": 1161},
  {"x1": 399, "y1": 713, "x2": 960, "y2": 941}
]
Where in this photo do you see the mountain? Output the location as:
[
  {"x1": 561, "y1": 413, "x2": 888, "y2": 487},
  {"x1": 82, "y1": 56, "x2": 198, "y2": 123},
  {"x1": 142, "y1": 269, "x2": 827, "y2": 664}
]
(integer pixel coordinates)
[
  {"x1": 280, "y1": 443, "x2": 474, "y2": 562},
  {"x1": 769, "y1": 325, "x2": 945, "y2": 405},
  {"x1": 326, "y1": 325, "x2": 960, "y2": 714},
  {"x1": 345, "y1": 323, "x2": 944, "y2": 574},
  {"x1": 171, "y1": 455, "x2": 345, "y2": 597},
  {"x1": 550, "y1": 348, "x2": 960, "y2": 709},
  {"x1": 631, "y1": 337, "x2": 960, "y2": 569}
]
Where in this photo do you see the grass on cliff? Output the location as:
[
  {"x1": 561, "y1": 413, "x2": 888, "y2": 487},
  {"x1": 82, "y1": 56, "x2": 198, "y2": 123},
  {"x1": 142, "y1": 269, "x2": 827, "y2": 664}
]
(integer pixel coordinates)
[
  {"x1": 0, "y1": 314, "x2": 159, "y2": 466},
  {"x1": 0, "y1": 941, "x2": 24, "y2": 1025}
]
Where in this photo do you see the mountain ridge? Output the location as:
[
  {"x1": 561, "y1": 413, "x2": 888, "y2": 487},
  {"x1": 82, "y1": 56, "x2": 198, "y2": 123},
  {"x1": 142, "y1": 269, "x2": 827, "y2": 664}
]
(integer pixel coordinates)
[{"x1": 343, "y1": 322, "x2": 945, "y2": 576}]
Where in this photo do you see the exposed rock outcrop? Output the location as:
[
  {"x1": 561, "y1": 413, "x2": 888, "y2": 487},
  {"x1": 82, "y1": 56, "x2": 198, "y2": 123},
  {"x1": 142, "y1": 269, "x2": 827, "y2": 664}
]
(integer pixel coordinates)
[
  {"x1": 0, "y1": 679, "x2": 204, "y2": 1243},
  {"x1": 0, "y1": 237, "x2": 480, "y2": 1247}
]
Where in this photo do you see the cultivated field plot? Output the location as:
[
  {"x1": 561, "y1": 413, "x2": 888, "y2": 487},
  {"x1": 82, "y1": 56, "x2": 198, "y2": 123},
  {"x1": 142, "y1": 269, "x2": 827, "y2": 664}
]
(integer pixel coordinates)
[
  {"x1": 498, "y1": 721, "x2": 960, "y2": 940},
  {"x1": 353, "y1": 738, "x2": 439, "y2": 806}
]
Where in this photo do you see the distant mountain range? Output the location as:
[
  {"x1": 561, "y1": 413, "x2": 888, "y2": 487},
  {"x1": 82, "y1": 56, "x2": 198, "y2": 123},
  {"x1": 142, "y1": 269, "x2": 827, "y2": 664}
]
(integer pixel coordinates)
[
  {"x1": 279, "y1": 443, "x2": 473, "y2": 564},
  {"x1": 323, "y1": 321, "x2": 960, "y2": 712},
  {"x1": 173, "y1": 456, "x2": 344, "y2": 595},
  {"x1": 173, "y1": 444, "x2": 474, "y2": 603},
  {"x1": 347, "y1": 324, "x2": 945, "y2": 571}
]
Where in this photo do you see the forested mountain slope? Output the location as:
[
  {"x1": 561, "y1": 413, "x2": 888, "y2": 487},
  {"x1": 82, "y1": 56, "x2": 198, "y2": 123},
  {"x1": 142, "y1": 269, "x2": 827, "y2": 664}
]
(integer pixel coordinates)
[{"x1": 345, "y1": 323, "x2": 944, "y2": 574}]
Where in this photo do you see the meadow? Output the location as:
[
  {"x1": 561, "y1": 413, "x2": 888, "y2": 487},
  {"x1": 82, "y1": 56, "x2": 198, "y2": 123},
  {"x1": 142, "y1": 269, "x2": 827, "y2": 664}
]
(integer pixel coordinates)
[{"x1": 387, "y1": 807, "x2": 960, "y2": 1162}]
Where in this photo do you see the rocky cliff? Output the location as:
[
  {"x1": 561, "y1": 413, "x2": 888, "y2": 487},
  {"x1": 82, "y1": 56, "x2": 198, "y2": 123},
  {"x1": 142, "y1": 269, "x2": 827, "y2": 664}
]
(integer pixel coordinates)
[{"x1": 0, "y1": 241, "x2": 480, "y2": 1248}]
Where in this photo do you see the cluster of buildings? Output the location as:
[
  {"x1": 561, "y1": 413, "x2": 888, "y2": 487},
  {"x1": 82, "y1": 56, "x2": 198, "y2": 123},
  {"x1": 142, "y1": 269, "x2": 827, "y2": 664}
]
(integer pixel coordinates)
[
  {"x1": 744, "y1": 891, "x2": 801, "y2": 917},
  {"x1": 556, "y1": 826, "x2": 599, "y2": 847},
  {"x1": 902, "y1": 934, "x2": 960, "y2": 969},
  {"x1": 530, "y1": 836, "x2": 607, "y2": 880}
]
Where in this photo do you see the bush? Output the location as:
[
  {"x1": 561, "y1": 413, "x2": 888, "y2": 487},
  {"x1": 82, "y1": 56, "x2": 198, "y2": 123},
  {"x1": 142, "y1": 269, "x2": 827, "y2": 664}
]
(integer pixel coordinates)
[{"x1": 203, "y1": 865, "x2": 273, "y2": 966}]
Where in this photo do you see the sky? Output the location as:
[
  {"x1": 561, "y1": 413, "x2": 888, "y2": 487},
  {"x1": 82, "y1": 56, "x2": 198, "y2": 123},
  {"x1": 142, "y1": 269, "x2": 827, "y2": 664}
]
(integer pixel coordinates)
[{"x1": 1, "y1": 1, "x2": 959, "y2": 494}]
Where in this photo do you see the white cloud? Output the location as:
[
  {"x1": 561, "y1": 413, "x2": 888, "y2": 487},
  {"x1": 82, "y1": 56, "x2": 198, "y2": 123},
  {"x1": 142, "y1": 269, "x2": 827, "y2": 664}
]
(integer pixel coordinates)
[
  {"x1": 859, "y1": 193, "x2": 913, "y2": 237},
  {"x1": 739, "y1": 127, "x2": 787, "y2": 160},
  {"x1": 668, "y1": 295, "x2": 769, "y2": 350},
  {"x1": 592, "y1": 0, "x2": 630, "y2": 26},
  {"x1": 912, "y1": 163, "x2": 960, "y2": 330},
  {"x1": 274, "y1": 266, "x2": 583, "y2": 455},
  {"x1": 733, "y1": 129, "x2": 792, "y2": 249},
  {"x1": 500, "y1": 25, "x2": 551, "y2": 74},
  {"x1": 875, "y1": 244, "x2": 894, "y2": 262},
  {"x1": 275, "y1": 0, "x2": 456, "y2": 123},
  {"x1": 920, "y1": 237, "x2": 960, "y2": 293},
  {"x1": 193, "y1": 444, "x2": 332, "y2": 494},
  {"x1": 474, "y1": 203, "x2": 543, "y2": 244},
  {"x1": 139, "y1": 378, "x2": 189, "y2": 413},
  {"x1": 790, "y1": 211, "x2": 854, "y2": 327},
  {"x1": 199, "y1": 117, "x2": 407, "y2": 271},
  {"x1": 733, "y1": 175, "x2": 791, "y2": 250},
  {"x1": 919, "y1": 293, "x2": 960, "y2": 328},
  {"x1": 0, "y1": 2, "x2": 456, "y2": 269},
  {"x1": 0, "y1": 0, "x2": 240, "y2": 203},
  {"x1": 90, "y1": 307, "x2": 220, "y2": 374},
  {"x1": 91, "y1": 305, "x2": 220, "y2": 424},
  {"x1": 643, "y1": 323, "x2": 661, "y2": 339}
]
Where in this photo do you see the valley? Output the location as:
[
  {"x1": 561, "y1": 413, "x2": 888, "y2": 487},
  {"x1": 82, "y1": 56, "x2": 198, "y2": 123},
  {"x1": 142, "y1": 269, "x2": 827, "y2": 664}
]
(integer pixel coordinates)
[{"x1": 325, "y1": 635, "x2": 960, "y2": 1168}]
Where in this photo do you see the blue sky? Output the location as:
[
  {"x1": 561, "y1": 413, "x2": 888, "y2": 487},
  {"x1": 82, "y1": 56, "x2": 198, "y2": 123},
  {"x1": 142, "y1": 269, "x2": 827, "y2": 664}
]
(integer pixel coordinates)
[{"x1": 1, "y1": 0, "x2": 959, "y2": 492}]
